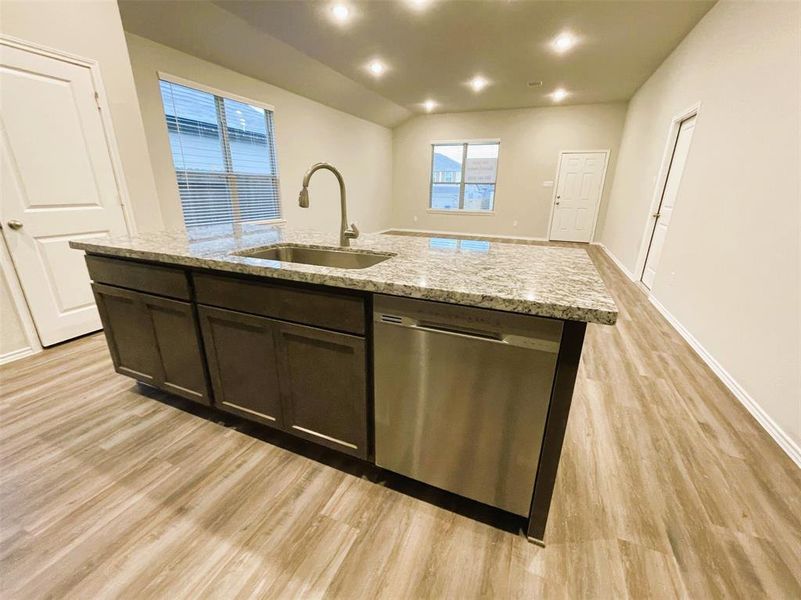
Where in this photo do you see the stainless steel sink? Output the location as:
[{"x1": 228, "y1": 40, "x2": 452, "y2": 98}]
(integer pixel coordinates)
[{"x1": 232, "y1": 244, "x2": 394, "y2": 269}]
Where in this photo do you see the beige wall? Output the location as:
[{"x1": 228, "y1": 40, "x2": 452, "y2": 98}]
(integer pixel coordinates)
[
  {"x1": 125, "y1": 34, "x2": 394, "y2": 234},
  {"x1": 0, "y1": 268, "x2": 29, "y2": 359},
  {"x1": 391, "y1": 103, "x2": 627, "y2": 239},
  {"x1": 600, "y1": 1, "x2": 801, "y2": 451},
  {"x1": 0, "y1": 0, "x2": 163, "y2": 232}
]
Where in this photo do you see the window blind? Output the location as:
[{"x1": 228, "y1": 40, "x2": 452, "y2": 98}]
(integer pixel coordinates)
[{"x1": 159, "y1": 80, "x2": 281, "y2": 228}]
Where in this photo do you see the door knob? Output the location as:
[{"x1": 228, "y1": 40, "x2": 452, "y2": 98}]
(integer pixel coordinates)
[
  {"x1": 652, "y1": 212, "x2": 661, "y2": 219},
  {"x1": 6, "y1": 220, "x2": 23, "y2": 230}
]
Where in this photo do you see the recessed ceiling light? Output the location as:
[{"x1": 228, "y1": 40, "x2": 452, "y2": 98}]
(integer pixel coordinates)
[
  {"x1": 469, "y1": 75, "x2": 489, "y2": 92},
  {"x1": 551, "y1": 88, "x2": 569, "y2": 102},
  {"x1": 330, "y1": 3, "x2": 350, "y2": 23},
  {"x1": 367, "y1": 60, "x2": 386, "y2": 77},
  {"x1": 407, "y1": 0, "x2": 431, "y2": 11},
  {"x1": 552, "y1": 32, "x2": 577, "y2": 54},
  {"x1": 423, "y1": 99, "x2": 437, "y2": 112}
]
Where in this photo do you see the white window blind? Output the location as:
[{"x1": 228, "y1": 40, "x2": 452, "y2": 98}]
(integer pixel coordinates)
[
  {"x1": 159, "y1": 79, "x2": 281, "y2": 228},
  {"x1": 430, "y1": 142, "x2": 499, "y2": 212}
]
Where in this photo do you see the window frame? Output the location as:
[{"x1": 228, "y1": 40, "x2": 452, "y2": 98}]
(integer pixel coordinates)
[
  {"x1": 157, "y1": 72, "x2": 284, "y2": 228},
  {"x1": 428, "y1": 139, "x2": 500, "y2": 215}
]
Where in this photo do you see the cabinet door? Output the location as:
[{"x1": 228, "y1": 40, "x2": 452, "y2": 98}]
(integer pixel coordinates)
[
  {"x1": 142, "y1": 294, "x2": 210, "y2": 404},
  {"x1": 93, "y1": 283, "x2": 159, "y2": 385},
  {"x1": 274, "y1": 322, "x2": 368, "y2": 459},
  {"x1": 198, "y1": 306, "x2": 283, "y2": 426},
  {"x1": 92, "y1": 283, "x2": 210, "y2": 404}
]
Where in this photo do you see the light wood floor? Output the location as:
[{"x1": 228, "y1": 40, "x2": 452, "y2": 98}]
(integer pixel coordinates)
[{"x1": 1, "y1": 246, "x2": 800, "y2": 599}]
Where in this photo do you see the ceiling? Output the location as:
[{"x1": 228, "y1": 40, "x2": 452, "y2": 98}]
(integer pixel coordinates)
[{"x1": 120, "y1": 0, "x2": 715, "y2": 127}]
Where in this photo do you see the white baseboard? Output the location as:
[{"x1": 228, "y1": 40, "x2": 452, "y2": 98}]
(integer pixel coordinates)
[
  {"x1": 591, "y1": 242, "x2": 637, "y2": 281},
  {"x1": 592, "y1": 240, "x2": 800, "y2": 469},
  {"x1": 648, "y1": 296, "x2": 801, "y2": 469},
  {"x1": 0, "y1": 346, "x2": 37, "y2": 365},
  {"x1": 382, "y1": 227, "x2": 549, "y2": 243}
]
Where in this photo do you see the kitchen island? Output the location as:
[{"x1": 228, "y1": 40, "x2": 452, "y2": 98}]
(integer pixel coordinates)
[{"x1": 70, "y1": 224, "x2": 617, "y2": 545}]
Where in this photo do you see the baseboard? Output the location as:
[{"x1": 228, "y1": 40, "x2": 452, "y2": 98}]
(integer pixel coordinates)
[
  {"x1": 0, "y1": 346, "x2": 37, "y2": 365},
  {"x1": 591, "y1": 242, "x2": 637, "y2": 281},
  {"x1": 383, "y1": 228, "x2": 549, "y2": 243},
  {"x1": 648, "y1": 295, "x2": 801, "y2": 469}
]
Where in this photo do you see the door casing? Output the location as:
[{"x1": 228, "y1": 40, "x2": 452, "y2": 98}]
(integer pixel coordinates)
[
  {"x1": 634, "y1": 102, "x2": 701, "y2": 292},
  {"x1": 0, "y1": 34, "x2": 134, "y2": 354}
]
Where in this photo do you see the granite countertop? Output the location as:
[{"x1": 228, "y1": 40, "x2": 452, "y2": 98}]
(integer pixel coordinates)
[{"x1": 70, "y1": 224, "x2": 618, "y2": 325}]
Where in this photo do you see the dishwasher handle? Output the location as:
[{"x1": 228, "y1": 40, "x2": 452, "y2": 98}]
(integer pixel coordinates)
[
  {"x1": 376, "y1": 313, "x2": 560, "y2": 353},
  {"x1": 415, "y1": 321, "x2": 503, "y2": 342}
]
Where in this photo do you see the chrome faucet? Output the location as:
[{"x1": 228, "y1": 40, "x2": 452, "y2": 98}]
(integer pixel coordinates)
[{"x1": 298, "y1": 162, "x2": 359, "y2": 247}]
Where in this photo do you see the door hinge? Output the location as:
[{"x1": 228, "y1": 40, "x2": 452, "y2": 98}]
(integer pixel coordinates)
[{"x1": 94, "y1": 92, "x2": 101, "y2": 110}]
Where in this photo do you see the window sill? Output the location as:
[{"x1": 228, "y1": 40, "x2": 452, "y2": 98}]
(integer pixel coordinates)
[
  {"x1": 426, "y1": 209, "x2": 496, "y2": 216},
  {"x1": 250, "y1": 218, "x2": 286, "y2": 225},
  {"x1": 184, "y1": 218, "x2": 286, "y2": 231}
]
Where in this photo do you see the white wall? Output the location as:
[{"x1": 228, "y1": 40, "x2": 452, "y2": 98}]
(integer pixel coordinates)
[
  {"x1": 391, "y1": 103, "x2": 627, "y2": 239},
  {"x1": 0, "y1": 268, "x2": 29, "y2": 360},
  {"x1": 600, "y1": 1, "x2": 801, "y2": 456},
  {"x1": 125, "y1": 33, "x2": 394, "y2": 234}
]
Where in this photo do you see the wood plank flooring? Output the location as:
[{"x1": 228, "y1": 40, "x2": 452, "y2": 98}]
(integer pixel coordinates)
[{"x1": 1, "y1": 246, "x2": 800, "y2": 599}]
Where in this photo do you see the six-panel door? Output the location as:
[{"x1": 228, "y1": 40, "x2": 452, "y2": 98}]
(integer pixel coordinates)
[{"x1": 92, "y1": 283, "x2": 210, "y2": 404}]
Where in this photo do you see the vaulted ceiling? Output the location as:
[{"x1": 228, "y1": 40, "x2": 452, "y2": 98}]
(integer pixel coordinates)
[{"x1": 120, "y1": 0, "x2": 715, "y2": 127}]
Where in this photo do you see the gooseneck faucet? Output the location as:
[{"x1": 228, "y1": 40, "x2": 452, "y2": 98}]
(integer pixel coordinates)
[{"x1": 298, "y1": 162, "x2": 360, "y2": 247}]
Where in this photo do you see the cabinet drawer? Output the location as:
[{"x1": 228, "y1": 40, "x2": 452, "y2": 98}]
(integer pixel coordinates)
[
  {"x1": 86, "y1": 255, "x2": 191, "y2": 300},
  {"x1": 193, "y1": 273, "x2": 365, "y2": 335}
]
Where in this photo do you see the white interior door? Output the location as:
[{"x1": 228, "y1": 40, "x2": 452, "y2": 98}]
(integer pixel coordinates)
[
  {"x1": 0, "y1": 42, "x2": 129, "y2": 346},
  {"x1": 549, "y1": 152, "x2": 607, "y2": 243},
  {"x1": 641, "y1": 115, "x2": 696, "y2": 290}
]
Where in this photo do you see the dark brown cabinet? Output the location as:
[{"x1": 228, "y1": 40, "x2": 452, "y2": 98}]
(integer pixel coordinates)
[
  {"x1": 194, "y1": 273, "x2": 366, "y2": 335},
  {"x1": 198, "y1": 306, "x2": 368, "y2": 459},
  {"x1": 92, "y1": 283, "x2": 210, "y2": 404},
  {"x1": 198, "y1": 306, "x2": 284, "y2": 426},
  {"x1": 86, "y1": 254, "x2": 370, "y2": 460},
  {"x1": 275, "y1": 322, "x2": 368, "y2": 459}
]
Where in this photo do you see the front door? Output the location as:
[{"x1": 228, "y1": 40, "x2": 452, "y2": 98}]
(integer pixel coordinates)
[
  {"x1": 0, "y1": 41, "x2": 129, "y2": 346},
  {"x1": 548, "y1": 152, "x2": 607, "y2": 243},
  {"x1": 641, "y1": 115, "x2": 697, "y2": 290}
]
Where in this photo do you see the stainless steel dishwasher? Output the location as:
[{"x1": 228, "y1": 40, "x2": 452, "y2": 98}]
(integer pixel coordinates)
[{"x1": 373, "y1": 294, "x2": 563, "y2": 517}]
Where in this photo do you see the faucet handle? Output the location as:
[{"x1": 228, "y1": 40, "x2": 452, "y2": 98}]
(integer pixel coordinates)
[{"x1": 345, "y1": 222, "x2": 360, "y2": 239}]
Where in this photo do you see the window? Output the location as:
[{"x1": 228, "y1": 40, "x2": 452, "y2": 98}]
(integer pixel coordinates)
[
  {"x1": 159, "y1": 78, "x2": 281, "y2": 228},
  {"x1": 428, "y1": 238, "x2": 491, "y2": 253},
  {"x1": 430, "y1": 141, "x2": 499, "y2": 212}
]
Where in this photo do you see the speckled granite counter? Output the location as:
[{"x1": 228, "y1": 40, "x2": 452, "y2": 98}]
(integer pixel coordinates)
[{"x1": 70, "y1": 224, "x2": 617, "y2": 325}]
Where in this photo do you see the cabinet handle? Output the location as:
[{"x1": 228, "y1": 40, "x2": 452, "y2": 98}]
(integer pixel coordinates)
[{"x1": 6, "y1": 220, "x2": 23, "y2": 230}]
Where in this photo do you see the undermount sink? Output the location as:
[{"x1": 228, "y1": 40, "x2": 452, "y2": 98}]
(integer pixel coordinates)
[{"x1": 232, "y1": 244, "x2": 394, "y2": 269}]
